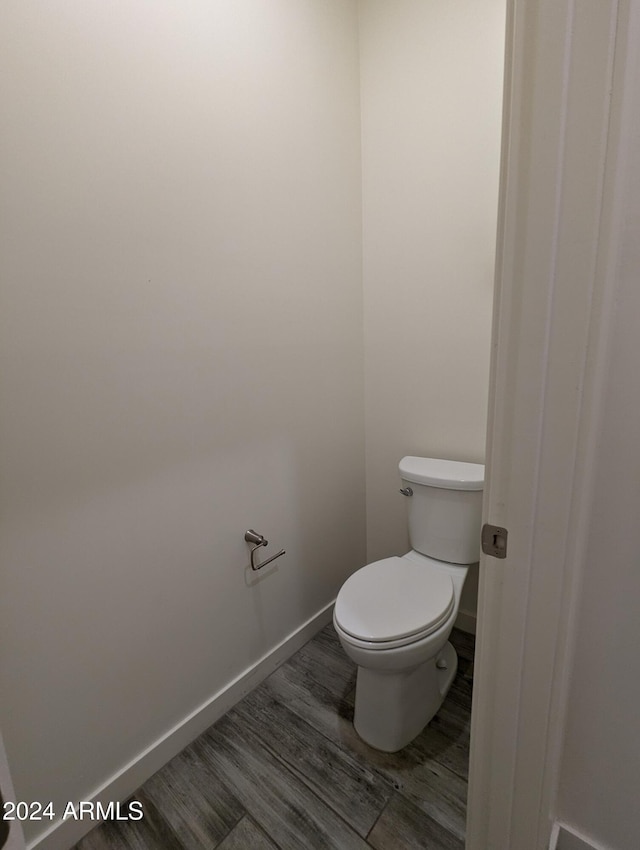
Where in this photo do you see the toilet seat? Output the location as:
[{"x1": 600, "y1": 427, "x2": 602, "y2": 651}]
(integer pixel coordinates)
[{"x1": 334, "y1": 557, "x2": 455, "y2": 650}]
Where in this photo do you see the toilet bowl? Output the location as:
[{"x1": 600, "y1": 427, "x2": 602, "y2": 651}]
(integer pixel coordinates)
[{"x1": 334, "y1": 457, "x2": 483, "y2": 752}]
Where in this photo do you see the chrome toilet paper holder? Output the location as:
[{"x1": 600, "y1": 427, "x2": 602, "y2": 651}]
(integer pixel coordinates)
[{"x1": 244, "y1": 529, "x2": 286, "y2": 571}]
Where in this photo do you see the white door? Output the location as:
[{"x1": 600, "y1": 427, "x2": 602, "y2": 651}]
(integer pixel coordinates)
[{"x1": 465, "y1": 1, "x2": 637, "y2": 848}]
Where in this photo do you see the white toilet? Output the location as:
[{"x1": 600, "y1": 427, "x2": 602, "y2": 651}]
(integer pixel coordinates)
[{"x1": 333, "y1": 456, "x2": 484, "y2": 752}]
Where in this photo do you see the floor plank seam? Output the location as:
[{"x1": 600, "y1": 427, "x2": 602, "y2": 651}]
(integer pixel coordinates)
[
  {"x1": 364, "y1": 791, "x2": 395, "y2": 844},
  {"x1": 231, "y1": 716, "x2": 374, "y2": 839},
  {"x1": 236, "y1": 716, "x2": 388, "y2": 842},
  {"x1": 251, "y1": 688, "x2": 395, "y2": 816},
  {"x1": 213, "y1": 810, "x2": 248, "y2": 850},
  {"x1": 73, "y1": 625, "x2": 474, "y2": 850}
]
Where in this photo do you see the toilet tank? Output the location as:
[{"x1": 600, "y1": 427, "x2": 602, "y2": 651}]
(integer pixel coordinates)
[{"x1": 399, "y1": 457, "x2": 484, "y2": 564}]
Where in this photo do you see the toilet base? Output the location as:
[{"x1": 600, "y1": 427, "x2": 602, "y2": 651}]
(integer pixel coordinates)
[{"x1": 353, "y1": 641, "x2": 458, "y2": 752}]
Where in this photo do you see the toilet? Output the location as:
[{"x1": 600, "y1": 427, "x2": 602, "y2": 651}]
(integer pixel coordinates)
[{"x1": 333, "y1": 456, "x2": 484, "y2": 752}]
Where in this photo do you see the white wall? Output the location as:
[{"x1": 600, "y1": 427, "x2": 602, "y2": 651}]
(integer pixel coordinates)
[
  {"x1": 0, "y1": 1, "x2": 506, "y2": 842},
  {"x1": 0, "y1": 731, "x2": 25, "y2": 850},
  {"x1": 358, "y1": 0, "x2": 504, "y2": 622},
  {"x1": 0, "y1": 1, "x2": 364, "y2": 842},
  {"x1": 555, "y1": 32, "x2": 640, "y2": 848}
]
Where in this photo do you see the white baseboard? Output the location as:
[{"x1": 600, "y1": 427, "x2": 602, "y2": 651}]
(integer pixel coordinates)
[
  {"x1": 29, "y1": 604, "x2": 334, "y2": 850},
  {"x1": 454, "y1": 608, "x2": 477, "y2": 635},
  {"x1": 551, "y1": 822, "x2": 614, "y2": 850}
]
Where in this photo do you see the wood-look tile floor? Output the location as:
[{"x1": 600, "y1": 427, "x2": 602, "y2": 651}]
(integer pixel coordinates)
[{"x1": 75, "y1": 625, "x2": 474, "y2": 850}]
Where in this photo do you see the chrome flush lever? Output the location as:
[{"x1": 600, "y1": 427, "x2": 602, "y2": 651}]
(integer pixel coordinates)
[
  {"x1": 244, "y1": 529, "x2": 286, "y2": 571},
  {"x1": 399, "y1": 487, "x2": 413, "y2": 497}
]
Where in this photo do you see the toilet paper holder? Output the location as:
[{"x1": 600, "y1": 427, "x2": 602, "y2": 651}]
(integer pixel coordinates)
[{"x1": 244, "y1": 529, "x2": 286, "y2": 571}]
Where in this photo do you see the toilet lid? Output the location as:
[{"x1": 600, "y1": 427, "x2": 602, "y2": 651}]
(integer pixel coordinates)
[{"x1": 334, "y1": 557, "x2": 455, "y2": 645}]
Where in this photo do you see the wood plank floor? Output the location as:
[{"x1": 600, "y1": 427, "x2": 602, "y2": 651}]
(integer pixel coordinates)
[{"x1": 75, "y1": 625, "x2": 474, "y2": 850}]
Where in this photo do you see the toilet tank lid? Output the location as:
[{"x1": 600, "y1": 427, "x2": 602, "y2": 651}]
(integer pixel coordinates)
[{"x1": 399, "y1": 456, "x2": 484, "y2": 490}]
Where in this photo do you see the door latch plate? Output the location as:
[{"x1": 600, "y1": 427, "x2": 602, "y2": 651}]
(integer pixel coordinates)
[{"x1": 481, "y1": 523, "x2": 508, "y2": 558}]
